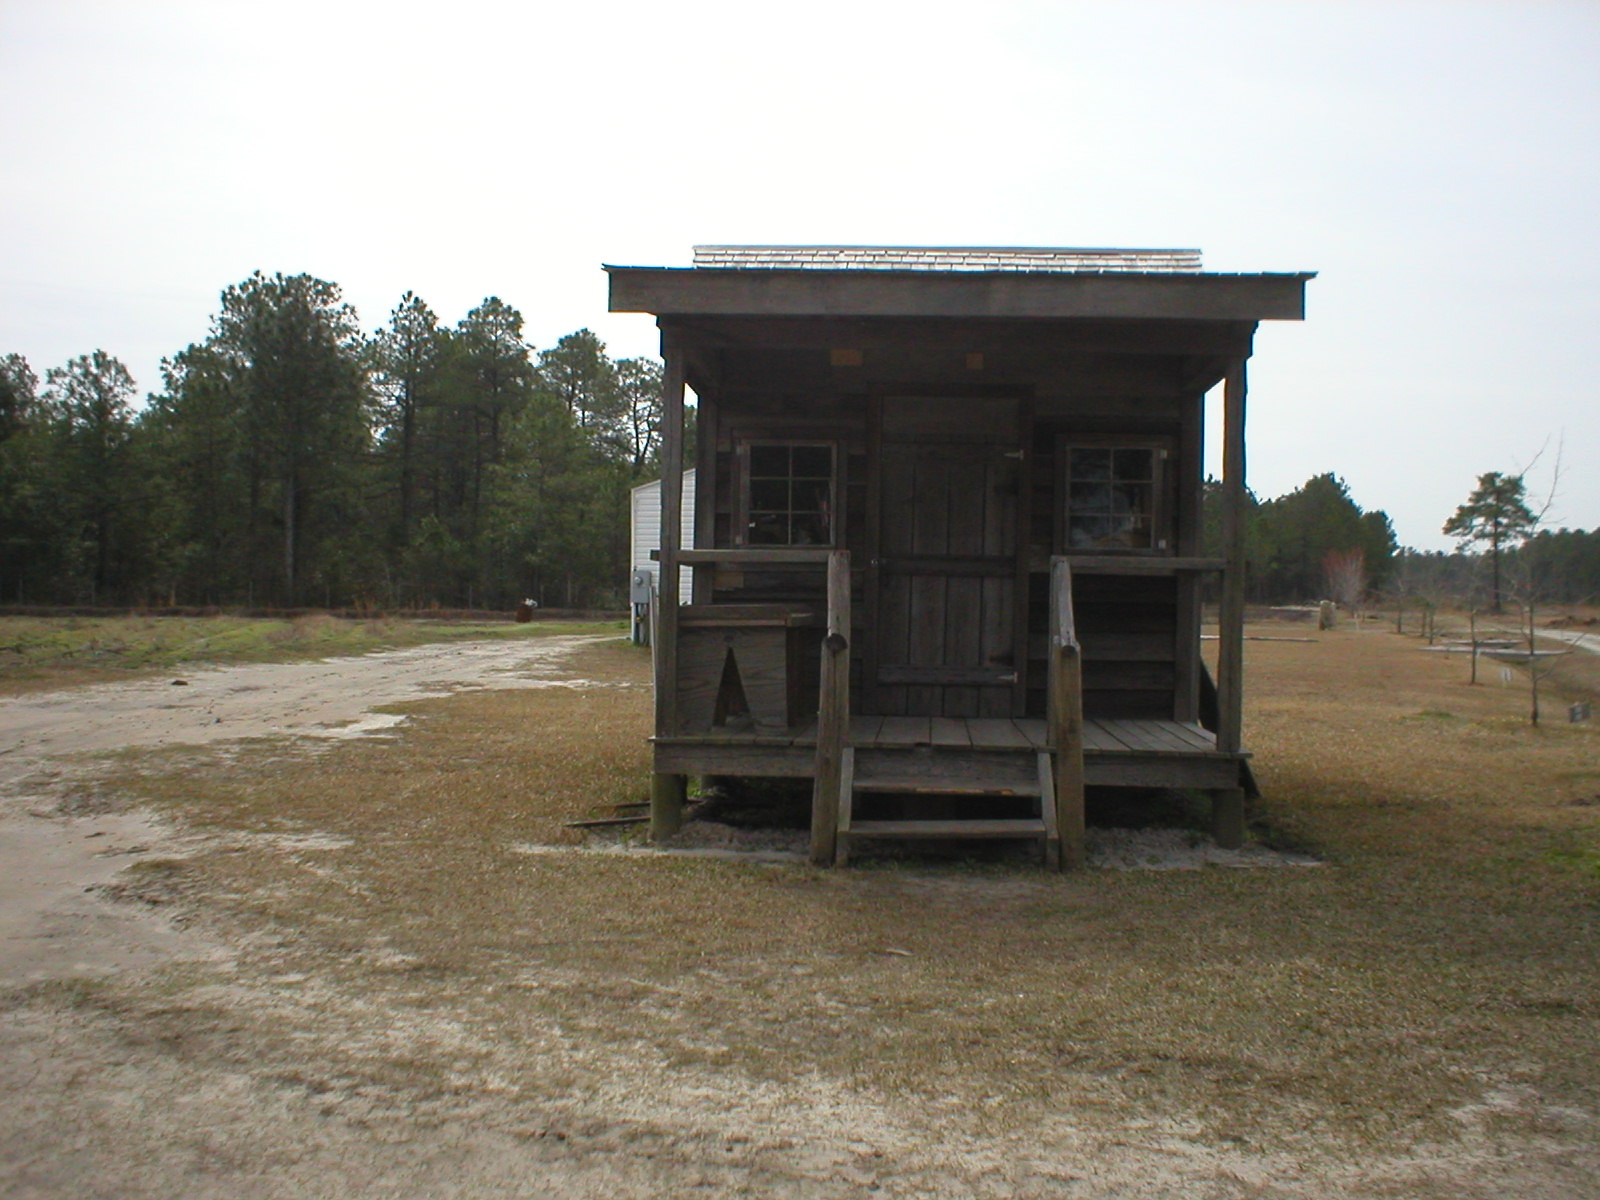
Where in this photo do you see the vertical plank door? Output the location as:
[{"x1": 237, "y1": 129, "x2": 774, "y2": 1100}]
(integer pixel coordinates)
[{"x1": 872, "y1": 399, "x2": 1021, "y2": 719}]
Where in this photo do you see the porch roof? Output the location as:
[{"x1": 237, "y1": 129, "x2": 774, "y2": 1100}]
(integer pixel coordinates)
[{"x1": 606, "y1": 247, "x2": 1313, "y2": 323}]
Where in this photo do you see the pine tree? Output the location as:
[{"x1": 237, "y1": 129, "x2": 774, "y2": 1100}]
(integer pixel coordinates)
[
  {"x1": 0, "y1": 354, "x2": 46, "y2": 600},
  {"x1": 1442, "y1": 471, "x2": 1536, "y2": 613},
  {"x1": 371, "y1": 292, "x2": 445, "y2": 554},
  {"x1": 42, "y1": 351, "x2": 140, "y2": 602}
]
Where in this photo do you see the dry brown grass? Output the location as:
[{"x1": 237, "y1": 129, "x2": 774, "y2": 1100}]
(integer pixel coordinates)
[
  {"x1": 1391, "y1": 604, "x2": 1600, "y2": 713},
  {"x1": 76, "y1": 626, "x2": 1599, "y2": 1180}
]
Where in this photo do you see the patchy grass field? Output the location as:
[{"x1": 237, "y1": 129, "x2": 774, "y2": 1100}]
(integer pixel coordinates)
[
  {"x1": 0, "y1": 613, "x2": 625, "y2": 693},
  {"x1": 4, "y1": 625, "x2": 1599, "y2": 1197}
]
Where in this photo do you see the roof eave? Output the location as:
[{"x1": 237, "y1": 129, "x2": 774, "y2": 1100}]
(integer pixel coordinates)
[{"x1": 604, "y1": 266, "x2": 1314, "y2": 323}]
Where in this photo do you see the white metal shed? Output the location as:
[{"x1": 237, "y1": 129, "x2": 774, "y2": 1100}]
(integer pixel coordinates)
[{"x1": 629, "y1": 469, "x2": 695, "y2": 642}]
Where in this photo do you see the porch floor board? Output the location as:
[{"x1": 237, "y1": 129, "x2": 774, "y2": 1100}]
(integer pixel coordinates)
[
  {"x1": 658, "y1": 716, "x2": 1228, "y2": 756},
  {"x1": 652, "y1": 714, "x2": 1243, "y2": 790}
]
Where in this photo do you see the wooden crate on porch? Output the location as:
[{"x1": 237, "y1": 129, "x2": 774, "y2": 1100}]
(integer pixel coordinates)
[{"x1": 675, "y1": 604, "x2": 821, "y2": 733}]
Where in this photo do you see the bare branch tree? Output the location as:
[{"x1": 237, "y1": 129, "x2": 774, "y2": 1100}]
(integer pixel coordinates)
[
  {"x1": 1322, "y1": 548, "x2": 1367, "y2": 628},
  {"x1": 1507, "y1": 439, "x2": 1570, "y2": 725}
]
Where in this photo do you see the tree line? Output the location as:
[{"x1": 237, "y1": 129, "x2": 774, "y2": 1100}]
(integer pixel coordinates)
[
  {"x1": 1394, "y1": 529, "x2": 1600, "y2": 610},
  {"x1": 3, "y1": 281, "x2": 1593, "y2": 615},
  {"x1": 0, "y1": 273, "x2": 668, "y2": 610},
  {"x1": 1202, "y1": 469, "x2": 1599, "y2": 609},
  {"x1": 1202, "y1": 471, "x2": 1399, "y2": 603}
]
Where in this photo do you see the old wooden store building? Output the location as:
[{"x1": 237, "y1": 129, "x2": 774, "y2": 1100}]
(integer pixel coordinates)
[{"x1": 606, "y1": 246, "x2": 1313, "y2": 868}]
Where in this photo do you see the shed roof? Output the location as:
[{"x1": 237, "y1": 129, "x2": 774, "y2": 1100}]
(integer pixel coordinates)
[{"x1": 607, "y1": 246, "x2": 1313, "y2": 324}]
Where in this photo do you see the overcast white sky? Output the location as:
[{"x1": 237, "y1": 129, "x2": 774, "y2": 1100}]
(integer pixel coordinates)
[{"x1": 2, "y1": 0, "x2": 1595, "y2": 549}]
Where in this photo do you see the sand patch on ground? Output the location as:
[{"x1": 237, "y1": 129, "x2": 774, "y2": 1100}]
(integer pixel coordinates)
[
  {"x1": 556, "y1": 819, "x2": 1326, "y2": 871},
  {"x1": 0, "y1": 636, "x2": 603, "y2": 989}
]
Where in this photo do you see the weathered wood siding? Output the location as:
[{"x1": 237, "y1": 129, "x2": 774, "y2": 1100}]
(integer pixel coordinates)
[{"x1": 676, "y1": 318, "x2": 1218, "y2": 726}]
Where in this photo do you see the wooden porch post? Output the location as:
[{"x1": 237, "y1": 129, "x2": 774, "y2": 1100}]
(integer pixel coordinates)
[
  {"x1": 1048, "y1": 557, "x2": 1085, "y2": 870},
  {"x1": 651, "y1": 337, "x2": 688, "y2": 840},
  {"x1": 1214, "y1": 362, "x2": 1249, "y2": 849},
  {"x1": 812, "y1": 550, "x2": 851, "y2": 865},
  {"x1": 1216, "y1": 363, "x2": 1247, "y2": 756}
]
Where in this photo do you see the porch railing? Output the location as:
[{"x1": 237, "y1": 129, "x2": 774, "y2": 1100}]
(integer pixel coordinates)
[
  {"x1": 809, "y1": 550, "x2": 851, "y2": 865},
  {"x1": 1047, "y1": 556, "x2": 1087, "y2": 869}
]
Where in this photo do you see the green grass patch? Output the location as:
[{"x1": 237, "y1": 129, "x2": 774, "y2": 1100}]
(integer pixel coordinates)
[{"x1": 1544, "y1": 833, "x2": 1600, "y2": 882}]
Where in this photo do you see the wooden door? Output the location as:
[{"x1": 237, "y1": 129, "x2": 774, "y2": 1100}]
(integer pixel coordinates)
[{"x1": 872, "y1": 403, "x2": 1022, "y2": 718}]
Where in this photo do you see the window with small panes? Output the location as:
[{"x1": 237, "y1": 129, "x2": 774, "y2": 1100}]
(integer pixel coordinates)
[
  {"x1": 1059, "y1": 441, "x2": 1169, "y2": 553},
  {"x1": 739, "y1": 441, "x2": 837, "y2": 547}
]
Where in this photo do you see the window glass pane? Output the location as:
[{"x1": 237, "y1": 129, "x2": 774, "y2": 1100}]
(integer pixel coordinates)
[
  {"x1": 791, "y1": 445, "x2": 832, "y2": 478},
  {"x1": 750, "y1": 480, "x2": 790, "y2": 511},
  {"x1": 792, "y1": 479, "x2": 831, "y2": 511},
  {"x1": 749, "y1": 445, "x2": 789, "y2": 477},
  {"x1": 1112, "y1": 483, "x2": 1151, "y2": 516},
  {"x1": 1070, "y1": 448, "x2": 1111, "y2": 481},
  {"x1": 1105, "y1": 511, "x2": 1150, "y2": 548},
  {"x1": 1071, "y1": 482, "x2": 1111, "y2": 512},
  {"x1": 1069, "y1": 515, "x2": 1112, "y2": 548},
  {"x1": 1113, "y1": 448, "x2": 1154, "y2": 482},
  {"x1": 791, "y1": 513, "x2": 830, "y2": 545},
  {"x1": 748, "y1": 514, "x2": 788, "y2": 544}
]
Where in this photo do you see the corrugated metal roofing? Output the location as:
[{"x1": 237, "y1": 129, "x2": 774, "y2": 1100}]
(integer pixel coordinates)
[{"x1": 691, "y1": 245, "x2": 1205, "y2": 274}]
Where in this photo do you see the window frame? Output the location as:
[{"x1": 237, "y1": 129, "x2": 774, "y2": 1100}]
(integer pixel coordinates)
[
  {"x1": 734, "y1": 438, "x2": 840, "y2": 548},
  {"x1": 1054, "y1": 434, "x2": 1173, "y2": 556}
]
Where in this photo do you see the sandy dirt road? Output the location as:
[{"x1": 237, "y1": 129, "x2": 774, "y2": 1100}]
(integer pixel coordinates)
[
  {"x1": 0, "y1": 636, "x2": 604, "y2": 768},
  {"x1": 0, "y1": 637, "x2": 603, "y2": 990},
  {"x1": 1545, "y1": 627, "x2": 1600, "y2": 655},
  {"x1": 6, "y1": 635, "x2": 751, "y2": 1200}
]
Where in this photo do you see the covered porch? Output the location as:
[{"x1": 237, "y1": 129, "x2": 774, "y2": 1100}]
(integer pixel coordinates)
[{"x1": 646, "y1": 550, "x2": 1250, "y2": 868}]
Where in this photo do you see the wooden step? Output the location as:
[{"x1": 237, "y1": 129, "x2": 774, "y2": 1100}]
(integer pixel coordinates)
[
  {"x1": 833, "y1": 748, "x2": 1060, "y2": 866},
  {"x1": 844, "y1": 818, "x2": 1049, "y2": 840},
  {"x1": 852, "y1": 774, "x2": 1040, "y2": 797}
]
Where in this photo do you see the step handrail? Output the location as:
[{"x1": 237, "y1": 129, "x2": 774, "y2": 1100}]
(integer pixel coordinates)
[
  {"x1": 811, "y1": 549, "x2": 851, "y2": 865},
  {"x1": 1048, "y1": 557, "x2": 1087, "y2": 870}
]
